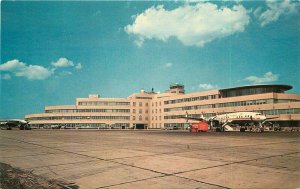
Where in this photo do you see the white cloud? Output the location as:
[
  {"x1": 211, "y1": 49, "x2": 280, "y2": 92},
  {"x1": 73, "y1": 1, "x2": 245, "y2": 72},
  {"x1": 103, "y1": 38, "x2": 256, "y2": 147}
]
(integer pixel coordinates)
[
  {"x1": 198, "y1": 83, "x2": 218, "y2": 90},
  {"x1": 245, "y1": 72, "x2": 278, "y2": 84},
  {"x1": 134, "y1": 38, "x2": 144, "y2": 48},
  {"x1": 16, "y1": 65, "x2": 53, "y2": 80},
  {"x1": 0, "y1": 57, "x2": 82, "y2": 81},
  {"x1": 0, "y1": 59, "x2": 25, "y2": 71},
  {"x1": 253, "y1": 6, "x2": 263, "y2": 18},
  {"x1": 0, "y1": 59, "x2": 53, "y2": 80},
  {"x1": 75, "y1": 63, "x2": 82, "y2": 70},
  {"x1": 257, "y1": 0, "x2": 298, "y2": 27},
  {"x1": 125, "y1": 2, "x2": 250, "y2": 47},
  {"x1": 51, "y1": 58, "x2": 74, "y2": 68}
]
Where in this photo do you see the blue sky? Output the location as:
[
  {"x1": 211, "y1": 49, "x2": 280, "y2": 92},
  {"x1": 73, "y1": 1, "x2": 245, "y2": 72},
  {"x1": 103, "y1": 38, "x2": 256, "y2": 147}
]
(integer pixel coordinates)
[{"x1": 1, "y1": 1, "x2": 299, "y2": 119}]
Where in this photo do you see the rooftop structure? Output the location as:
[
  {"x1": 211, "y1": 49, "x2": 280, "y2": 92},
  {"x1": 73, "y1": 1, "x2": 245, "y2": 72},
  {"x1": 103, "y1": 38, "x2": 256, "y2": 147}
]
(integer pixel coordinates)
[{"x1": 219, "y1": 84, "x2": 293, "y2": 98}]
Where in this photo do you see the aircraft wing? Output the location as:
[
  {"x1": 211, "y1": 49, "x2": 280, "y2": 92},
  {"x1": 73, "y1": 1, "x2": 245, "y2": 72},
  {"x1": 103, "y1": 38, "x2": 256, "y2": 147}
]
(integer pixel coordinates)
[
  {"x1": 177, "y1": 116, "x2": 204, "y2": 122},
  {"x1": 265, "y1": 116, "x2": 279, "y2": 120},
  {"x1": 178, "y1": 111, "x2": 206, "y2": 122},
  {"x1": 185, "y1": 117, "x2": 204, "y2": 121}
]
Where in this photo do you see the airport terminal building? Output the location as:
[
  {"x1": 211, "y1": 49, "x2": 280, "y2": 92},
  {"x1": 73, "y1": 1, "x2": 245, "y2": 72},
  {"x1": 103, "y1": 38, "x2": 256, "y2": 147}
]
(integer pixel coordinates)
[{"x1": 25, "y1": 84, "x2": 300, "y2": 129}]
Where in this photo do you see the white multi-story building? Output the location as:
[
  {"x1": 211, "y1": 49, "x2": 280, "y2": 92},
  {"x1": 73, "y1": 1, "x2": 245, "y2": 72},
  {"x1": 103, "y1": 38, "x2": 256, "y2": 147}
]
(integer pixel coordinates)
[{"x1": 26, "y1": 84, "x2": 300, "y2": 129}]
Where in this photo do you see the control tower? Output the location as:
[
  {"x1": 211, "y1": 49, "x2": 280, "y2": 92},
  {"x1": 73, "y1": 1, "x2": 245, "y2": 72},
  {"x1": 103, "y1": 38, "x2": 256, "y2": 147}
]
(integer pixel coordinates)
[{"x1": 166, "y1": 83, "x2": 185, "y2": 94}]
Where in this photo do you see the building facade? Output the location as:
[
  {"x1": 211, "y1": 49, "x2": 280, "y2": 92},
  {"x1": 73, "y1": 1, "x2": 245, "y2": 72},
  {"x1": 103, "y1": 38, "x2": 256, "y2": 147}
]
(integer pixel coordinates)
[{"x1": 25, "y1": 84, "x2": 300, "y2": 129}]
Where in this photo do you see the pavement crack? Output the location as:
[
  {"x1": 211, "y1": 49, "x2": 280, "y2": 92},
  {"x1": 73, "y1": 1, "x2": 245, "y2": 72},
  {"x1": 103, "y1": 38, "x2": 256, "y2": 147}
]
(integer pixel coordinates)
[{"x1": 172, "y1": 151, "x2": 300, "y2": 175}]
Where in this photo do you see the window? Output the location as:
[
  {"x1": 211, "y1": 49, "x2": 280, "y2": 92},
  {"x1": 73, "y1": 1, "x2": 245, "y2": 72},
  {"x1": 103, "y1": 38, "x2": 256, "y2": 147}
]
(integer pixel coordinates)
[
  {"x1": 139, "y1": 115, "x2": 142, "y2": 121},
  {"x1": 133, "y1": 102, "x2": 136, "y2": 106},
  {"x1": 139, "y1": 109, "x2": 142, "y2": 114},
  {"x1": 139, "y1": 102, "x2": 142, "y2": 107},
  {"x1": 294, "y1": 109, "x2": 300, "y2": 114},
  {"x1": 133, "y1": 109, "x2": 136, "y2": 113}
]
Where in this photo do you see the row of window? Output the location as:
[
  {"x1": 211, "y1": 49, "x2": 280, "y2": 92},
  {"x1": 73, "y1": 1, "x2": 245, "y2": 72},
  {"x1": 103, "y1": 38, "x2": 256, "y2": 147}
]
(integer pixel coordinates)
[
  {"x1": 164, "y1": 99, "x2": 296, "y2": 112},
  {"x1": 164, "y1": 109, "x2": 300, "y2": 120},
  {"x1": 150, "y1": 116, "x2": 162, "y2": 121},
  {"x1": 132, "y1": 102, "x2": 149, "y2": 107},
  {"x1": 164, "y1": 94, "x2": 220, "y2": 105},
  {"x1": 152, "y1": 102, "x2": 162, "y2": 107},
  {"x1": 165, "y1": 104, "x2": 214, "y2": 112},
  {"x1": 132, "y1": 109, "x2": 148, "y2": 114},
  {"x1": 151, "y1": 123, "x2": 162, "y2": 128},
  {"x1": 132, "y1": 115, "x2": 164, "y2": 121},
  {"x1": 152, "y1": 109, "x2": 162, "y2": 114},
  {"x1": 45, "y1": 109, "x2": 130, "y2": 113},
  {"x1": 164, "y1": 113, "x2": 216, "y2": 120},
  {"x1": 32, "y1": 123, "x2": 130, "y2": 128},
  {"x1": 136, "y1": 97, "x2": 152, "y2": 99},
  {"x1": 28, "y1": 116, "x2": 130, "y2": 121},
  {"x1": 47, "y1": 99, "x2": 299, "y2": 114},
  {"x1": 78, "y1": 101, "x2": 130, "y2": 106},
  {"x1": 164, "y1": 91, "x2": 300, "y2": 105},
  {"x1": 164, "y1": 123, "x2": 186, "y2": 129},
  {"x1": 132, "y1": 115, "x2": 148, "y2": 121},
  {"x1": 258, "y1": 108, "x2": 300, "y2": 115}
]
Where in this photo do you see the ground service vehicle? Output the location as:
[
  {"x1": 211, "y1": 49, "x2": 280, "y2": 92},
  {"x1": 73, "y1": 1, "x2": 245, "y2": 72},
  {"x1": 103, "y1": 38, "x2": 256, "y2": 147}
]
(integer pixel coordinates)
[{"x1": 190, "y1": 122, "x2": 209, "y2": 132}]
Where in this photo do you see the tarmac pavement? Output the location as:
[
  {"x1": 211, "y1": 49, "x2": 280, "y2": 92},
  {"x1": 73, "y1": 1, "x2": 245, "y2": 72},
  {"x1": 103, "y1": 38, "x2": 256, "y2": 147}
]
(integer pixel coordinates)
[{"x1": 0, "y1": 130, "x2": 299, "y2": 189}]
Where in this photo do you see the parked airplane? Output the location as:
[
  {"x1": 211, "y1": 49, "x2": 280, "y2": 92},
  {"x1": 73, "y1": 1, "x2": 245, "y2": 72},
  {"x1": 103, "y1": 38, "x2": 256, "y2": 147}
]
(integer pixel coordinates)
[
  {"x1": 183, "y1": 111, "x2": 276, "y2": 132},
  {"x1": 0, "y1": 119, "x2": 30, "y2": 130}
]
